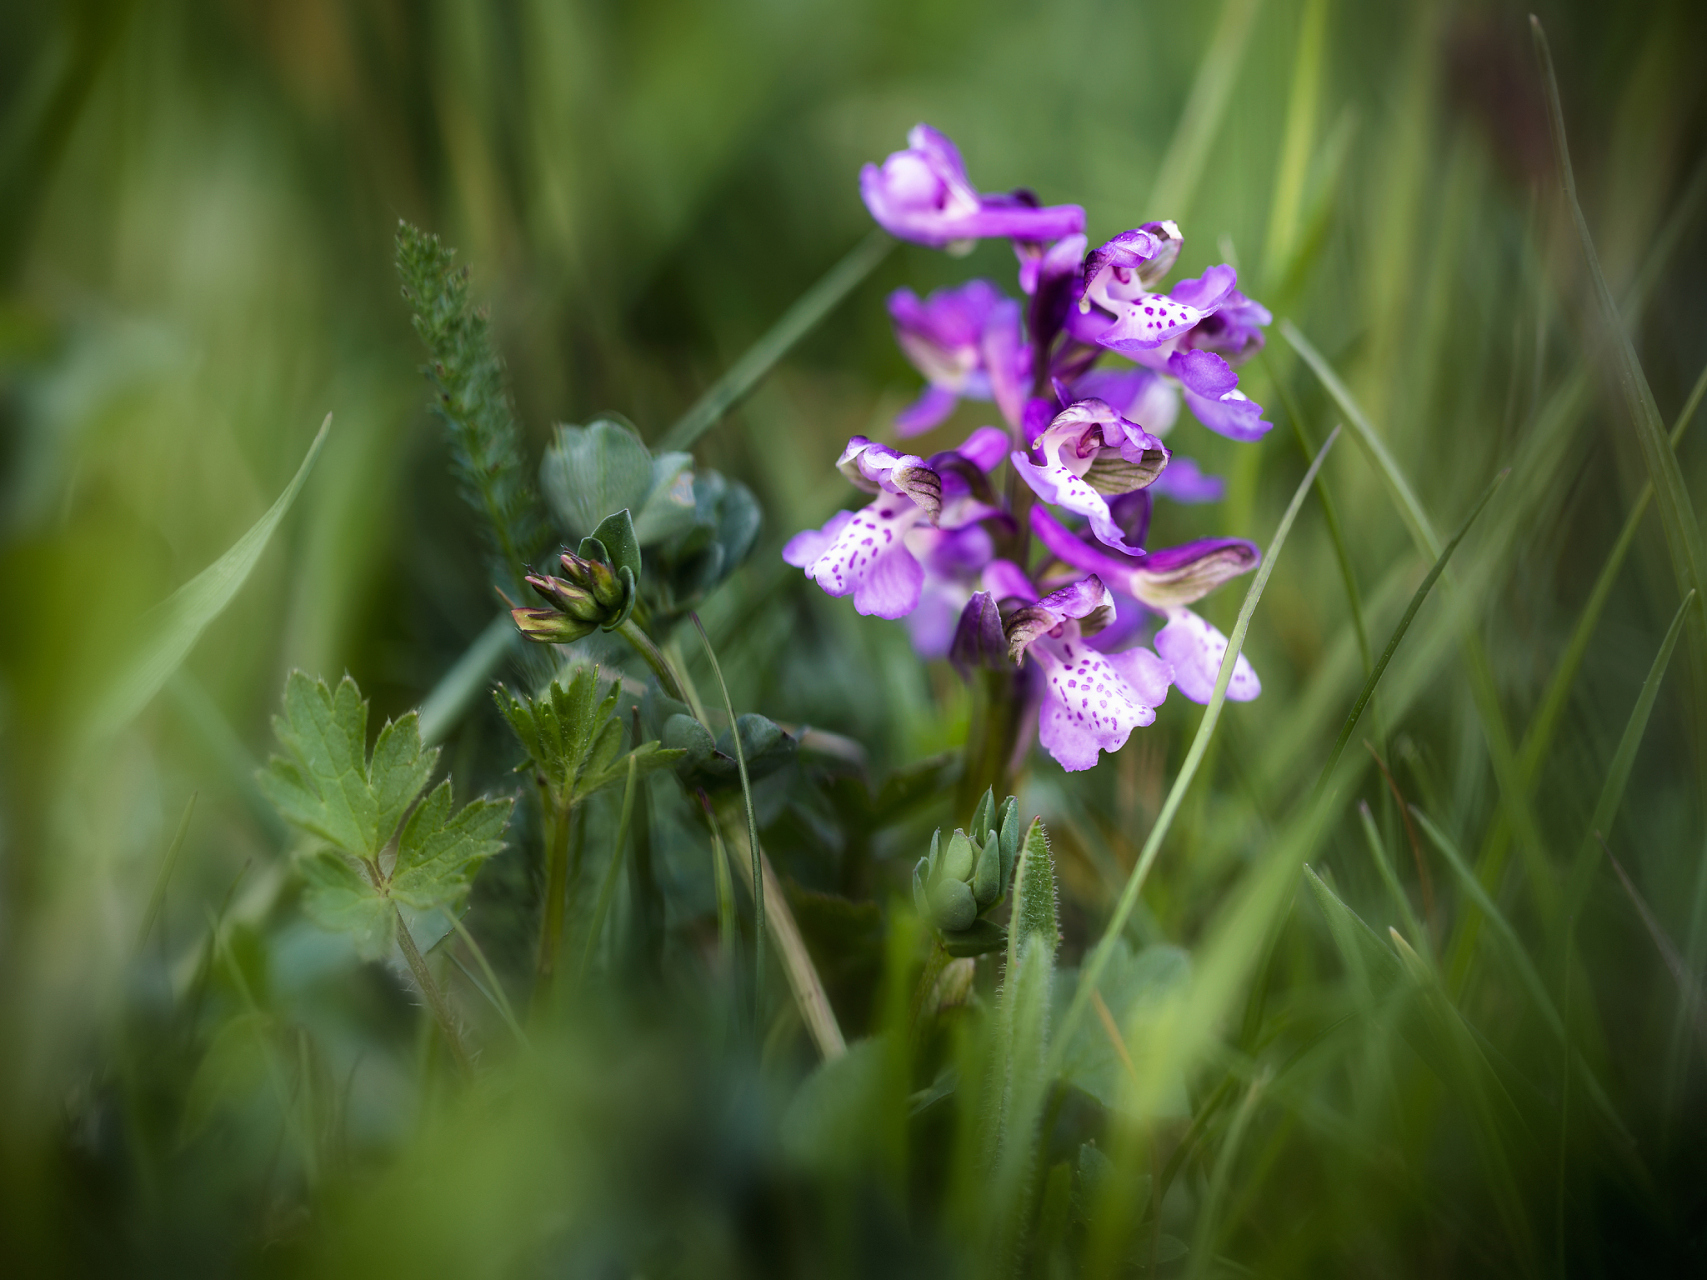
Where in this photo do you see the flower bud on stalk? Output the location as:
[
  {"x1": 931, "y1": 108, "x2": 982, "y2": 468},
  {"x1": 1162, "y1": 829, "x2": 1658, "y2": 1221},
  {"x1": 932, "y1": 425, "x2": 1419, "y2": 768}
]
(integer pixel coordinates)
[
  {"x1": 512, "y1": 546, "x2": 637, "y2": 642},
  {"x1": 912, "y1": 789, "x2": 1022, "y2": 954}
]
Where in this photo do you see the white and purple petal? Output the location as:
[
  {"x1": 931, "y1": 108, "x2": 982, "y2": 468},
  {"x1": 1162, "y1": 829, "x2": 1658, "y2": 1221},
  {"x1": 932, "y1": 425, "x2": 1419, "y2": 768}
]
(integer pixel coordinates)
[
  {"x1": 1166, "y1": 350, "x2": 1273, "y2": 442},
  {"x1": 1154, "y1": 608, "x2": 1260, "y2": 704},
  {"x1": 1033, "y1": 631, "x2": 1169, "y2": 772}
]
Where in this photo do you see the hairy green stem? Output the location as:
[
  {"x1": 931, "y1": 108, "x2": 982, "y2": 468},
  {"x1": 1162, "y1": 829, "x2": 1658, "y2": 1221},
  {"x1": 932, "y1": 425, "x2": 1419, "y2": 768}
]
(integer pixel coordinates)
[
  {"x1": 393, "y1": 904, "x2": 473, "y2": 1079},
  {"x1": 535, "y1": 793, "x2": 575, "y2": 993},
  {"x1": 616, "y1": 617, "x2": 689, "y2": 703}
]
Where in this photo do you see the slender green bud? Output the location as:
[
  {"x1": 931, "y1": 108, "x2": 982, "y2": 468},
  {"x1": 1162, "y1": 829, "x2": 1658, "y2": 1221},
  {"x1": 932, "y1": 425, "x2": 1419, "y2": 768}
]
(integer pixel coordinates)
[
  {"x1": 972, "y1": 833, "x2": 1001, "y2": 906},
  {"x1": 941, "y1": 829, "x2": 976, "y2": 883},
  {"x1": 970, "y1": 787, "x2": 994, "y2": 844},
  {"x1": 511, "y1": 606, "x2": 597, "y2": 644},
  {"x1": 928, "y1": 878, "x2": 977, "y2": 932}
]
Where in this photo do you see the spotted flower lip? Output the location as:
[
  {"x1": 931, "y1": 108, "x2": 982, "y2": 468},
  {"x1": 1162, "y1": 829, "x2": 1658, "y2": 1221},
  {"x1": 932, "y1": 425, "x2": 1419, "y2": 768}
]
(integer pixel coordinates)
[
  {"x1": 888, "y1": 280, "x2": 1029, "y2": 436},
  {"x1": 784, "y1": 430, "x2": 1004, "y2": 621},
  {"x1": 1010, "y1": 398, "x2": 1170, "y2": 553},
  {"x1": 1075, "y1": 255, "x2": 1239, "y2": 356},
  {"x1": 860, "y1": 125, "x2": 1086, "y2": 249},
  {"x1": 1029, "y1": 506, "x2": 1260, "y2": 703},
  {"x1": 999, "y1": 574, "x2": 1175, "y2": 772}
]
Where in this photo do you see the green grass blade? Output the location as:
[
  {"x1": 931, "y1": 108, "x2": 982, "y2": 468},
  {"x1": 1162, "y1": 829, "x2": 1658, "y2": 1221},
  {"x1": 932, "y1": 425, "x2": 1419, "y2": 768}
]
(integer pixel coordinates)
[
  {"x1": 1410, "y1": 806, "x2": 1561, "y2": 1041},
  {"x1": 1602, "y1": 844, "x2": 1707, "y2": 1062},
  {"x1": 1316, "y1": 469, "x2": 1506, "y2": 789},
  {"x1": 1518, "y1": 360, "x2": 1707, "y2": 785},
  {"x1": 693, "y1": 613, "x2": 766, "y2": 1028},
  {"x1": 1358, "y1": 800, "x2": 1425, "y2": 947},
  {"x1": 1531, "y1": 18, "x2": 1707, "y2": 626},
  {"x1": 1053, "y1": 427, "x2": 1340, "y2": 1071},
  {"x1": 1262, "y1": 0, "x2": 1327, "y2": 283},
  {"x1": 1146, "y1": 0, "x2": 1265, "y2": 221},
  {"x1": 658, "y1": 229, "x2": 894, "y2": 452},
  {"x1": 577, "y1": 754, "x2": 639, "y2": 986},
  {"x1": 417, "y1": 611, "x2": 516, "y2": 746},
  {"x1": 135, "y1": 791, "x2": 196, "y2": 955},
  {"x1": 85, "y1": 414, "x2": 331, "y2": 743},
  {"x1": 1560, "y1": 590, "x2": 1694, "y2": 920}
]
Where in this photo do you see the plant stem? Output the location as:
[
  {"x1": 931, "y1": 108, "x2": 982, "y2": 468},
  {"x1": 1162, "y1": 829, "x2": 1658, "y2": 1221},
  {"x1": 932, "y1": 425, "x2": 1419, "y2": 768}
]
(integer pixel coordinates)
[
  {"x1": 535, "y1": 792, "x2": 574, "y2": 993},
  {"x1": 393, "y1": 905, "x2": 474, "y2": 1079},
  {"x1": 616, "y1": 617, "x2": 689, "y2": 703}
]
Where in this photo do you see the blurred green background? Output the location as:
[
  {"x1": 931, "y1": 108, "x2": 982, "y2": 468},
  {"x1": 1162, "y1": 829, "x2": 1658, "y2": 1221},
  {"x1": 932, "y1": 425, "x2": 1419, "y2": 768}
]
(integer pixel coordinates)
[{"x1": 3, "y1": 0, "x2": 1707, "y2": 1273}]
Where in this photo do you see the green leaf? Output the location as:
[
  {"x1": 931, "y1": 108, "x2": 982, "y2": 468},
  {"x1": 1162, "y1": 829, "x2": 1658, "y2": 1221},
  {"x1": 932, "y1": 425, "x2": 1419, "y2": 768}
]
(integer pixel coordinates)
[
  {"x1": 590, "y1": 509, "x2": 642, "y2": 584},
  {"x1": 632, "y1": 452, "x2": 699, "y2": 545},
  {"x1": 263, "y1": 672, "x2": 513, "y2": 956},
  {"x1": 262, "y1": 673, "x2": 435, "y2": 858},
  {"x1": 1008, "y1": 817, "x2": 1060, "y2": 973},
  {"x1": 1058, "y1": 942, "x2": 1191, "y2": 1118},
  {"x1": 496, "y1": 666, "x2": 684, "y2": 806},
  {"x1": 541, "y1": 419, "x2": 656, "y2": 540},
  {"x1": 85, "y1": 415, "x2": 331, "y2": 743},
  {"x1": 299, "y1": 849, "x2": 393, "y2": 960}
]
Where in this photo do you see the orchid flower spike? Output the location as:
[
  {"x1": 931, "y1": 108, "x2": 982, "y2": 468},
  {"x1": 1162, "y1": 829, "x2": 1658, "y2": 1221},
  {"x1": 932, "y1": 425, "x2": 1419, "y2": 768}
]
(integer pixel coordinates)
[
  {"x1": 888, "y1": 281, "x2": 1028, "y2": 435},
  {"x1": 861, "y1": 125, "x2": 1085, "y2": 250},
  {"x1": 1010, "y1": 398, "x2": 1170, "y2": 553},
  {"x1": 1001, "y1": 575, "x2": 1173, "y2": 772},
  {"x1": 1031, "y1": 506, "x2": 1261, "y2": 703}
]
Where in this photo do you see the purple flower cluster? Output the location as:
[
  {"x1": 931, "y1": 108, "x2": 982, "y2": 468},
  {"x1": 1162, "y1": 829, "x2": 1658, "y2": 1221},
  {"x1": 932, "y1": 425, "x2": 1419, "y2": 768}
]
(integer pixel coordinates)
[{"x1": 787, "y1": 125, "x2": 1271, "y2": 773}]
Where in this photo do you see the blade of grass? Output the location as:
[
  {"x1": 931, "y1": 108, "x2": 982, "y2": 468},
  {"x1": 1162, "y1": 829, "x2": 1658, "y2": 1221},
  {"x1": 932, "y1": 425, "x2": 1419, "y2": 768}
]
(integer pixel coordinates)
[
  {"x1": 1358, "y1": 799, "x2": 1425, "y2": 946},
  {"x1": 1146, "y1": 0, "x2": 1265, "y2": 222},
  {"x1": 444, "y1": 911, "x2": 527, "y2": 1046},
  {"x1": 417, "y1": 612, "x2": 515, "y2": 746},
  {"x1": 1262, "y1": 0, "x2": 1328, "y2": 284},
  {"x1": 1053, "y1": 427, "x2": 1339, "y2": 1071},
  {"x1": 1518, "y1": 360, "x2": 1707, "y2": 789},
  {"x1": 85, "y1": 414, "x2": 331, "y2": 743},
  {"x1": 1531, "y1": 18, "x2": 1707, "y2": 629},
  {"x1": 658, "y1": 228, "x2": 894, "y2": 452},
  {"x1": 1316, "y1": 469, "x2": 1507, "y2": 790},
  {"x1": 577, "y1": 754, "x2": 639, "y2": 986},
  {"x1": 693, "y1": 613, "x2": 766, "y2": 1033},
  {"x1": 1601, "y1": 839, "x2": 1707, "y2": 1063},
  {"x1": 135, "y1": 792, "x2": 196, "y2": 955},
  {"x1": 1561, "y1": 590, "x2": 1693, "y2": 922}
]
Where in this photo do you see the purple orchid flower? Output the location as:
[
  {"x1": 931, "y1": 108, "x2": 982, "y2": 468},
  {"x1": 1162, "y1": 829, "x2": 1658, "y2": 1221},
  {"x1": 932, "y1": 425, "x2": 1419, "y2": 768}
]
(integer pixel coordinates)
[
  {"x1": 861, "y1": 125, "x2": 1085, "y2": 249},
  {"x1": 782, "y1": 438, "x2": 943, "y2": 619},
  {"x1": 888, "y1": 280, "x2": 1029, "y2": 436},
  {"x1": 1031, "y1": 505, "x2": 1261, "y2": 703},
  {"x1": 1001, "y1": 575, "x2": 1174, "y2": 772},
  {"x1": 1010, "y1": 398, "x2": 1170, "y2": 553},
  {"x1": 1150, "y1": 456, "x2": 1225, "y2": 503},
  {"x1": 905, "y1": 524, "x2": 996, "y2": 658},
  {"x1": 1180, "y1": 286, "x2": 1272, "y2": 362},
  {"x1": 1166, "y1": 349, "x2": 1272, "y2": 442}
]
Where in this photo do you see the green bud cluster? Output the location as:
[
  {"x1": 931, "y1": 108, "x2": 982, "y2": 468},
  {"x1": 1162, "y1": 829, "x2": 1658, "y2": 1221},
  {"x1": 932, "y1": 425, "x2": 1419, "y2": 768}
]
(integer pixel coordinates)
[
  {"x1": 912, "y1": 788, "x2": 1021, "y2": 953},
  {"x1": 512, "y1": 510, "x2": 642, "y2": 644}
]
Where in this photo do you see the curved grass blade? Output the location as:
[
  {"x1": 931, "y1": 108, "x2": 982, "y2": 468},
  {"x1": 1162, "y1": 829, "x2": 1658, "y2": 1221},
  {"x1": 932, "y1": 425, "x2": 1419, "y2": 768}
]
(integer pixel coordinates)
[
  {"x1": 1560, "y1": 590, "x2": 1694, "y2": 920},
  {"x1": 693, "y1": 612, "x2": 765, "y2": 1029},
  {"x1": 1315, "y1": 469, "x2": 1507, "y2": 792},
  {"x1": 135, "y1": 792, "x2": 196, "y2": 954},
  {"x1": 1531, "y1": 18, "x2": 1707, "y2": 626},
  {"x1": 1147, "y1": 0, "x2": 1265, "y2": 222},
  {"x1": 1053, "y1": 427, "x2": 1339, "y2": 1070},
  {"x1": 1358, "y1": 799, "x2": 1425, "y2": 947},
  {"x1": 1601, "y1": 840, "x2": 1707, "y2": 1063},
  {"x1": 659, "y1": 228, "x2": 894, "y2": 452},
  {"x1": 445, "y1": 911, "x2": 528, "y2": 1046},
  {"x1": 85, "y1": 414, "x2": 331, "y2": 742},
  {"x1": 418, "y1": 611, "x2": 516, "y2": 746},
  {"x1": 1519, "y1": 361, "x2": 1707, "y2": 785}
]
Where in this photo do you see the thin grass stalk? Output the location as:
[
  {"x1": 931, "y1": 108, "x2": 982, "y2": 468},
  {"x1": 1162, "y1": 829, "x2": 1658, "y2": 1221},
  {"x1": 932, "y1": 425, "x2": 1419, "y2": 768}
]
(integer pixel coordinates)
[
  {"x1": 1053, "y1": 427, "x2": 1339, "y2": 1070},
  {"x1": 577, "y1": 755, "x2": 640, "y2": 986}
]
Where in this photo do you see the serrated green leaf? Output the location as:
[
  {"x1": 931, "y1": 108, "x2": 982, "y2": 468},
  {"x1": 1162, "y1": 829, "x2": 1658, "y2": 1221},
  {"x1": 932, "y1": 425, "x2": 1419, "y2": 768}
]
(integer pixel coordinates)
[
  {"x1": 299, "y1": 849, "x2": 393, "y2": 960},
  {"x1": 389, "y1": 783, "x2": 512, "y2": 912},
  {"x1": 262, "y1": 673, "x2": 436, "y2": 859}
]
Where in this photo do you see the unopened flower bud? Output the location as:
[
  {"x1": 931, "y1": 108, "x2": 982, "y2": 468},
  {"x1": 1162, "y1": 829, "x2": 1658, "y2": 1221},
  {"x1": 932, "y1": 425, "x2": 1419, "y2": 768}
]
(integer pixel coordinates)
[
  {"x1": 558, "y1": 550, "x2": 627, "y2": 612},
  {"x1": 511, "y1": 606, "x2": 597, "y2": 644}
]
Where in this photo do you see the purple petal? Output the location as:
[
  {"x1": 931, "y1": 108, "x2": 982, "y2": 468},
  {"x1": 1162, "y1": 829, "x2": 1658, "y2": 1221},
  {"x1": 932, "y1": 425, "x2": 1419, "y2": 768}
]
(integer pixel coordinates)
[
  {"x1": 1168, "y1": 264, "x2": 1239, "y2": 312},
  {"x1": 1106, "y1": 645, "x2": 1174, "y2": 707},
  {"x1": 948, "y1": 591, "x2": 1008, "y2": 673},
  {"x1": 1166, "y1": 349, "x2": 1239, "y2": 399},
  {"x1": 907, "y1": 582, "x2": 969, "y2": 658},
  {"x1": 852, "y1": 539, "x2": 925, "y2": 618},
  {"x1": 1004, "y1": 574, "x2": 1109, "y2": 662},
  {"x1": 1033, "y1": 632, "x2": 1160, "y2": 772},
  {"x1": 1181, "y1": 386, "x2": 1272, "y2": 442},
  {"x1": 1011, "y1": 451, "x2": 1136, "y2": 552},
  {"x1": 1031, "y1": 504, "x2": 1141, "y2": 578},
  {"x1": 981, "y1": 299, "x2": 1029, "y2": 428},
  {"x1": 782, "y1": 509, "x2": 855, "y2": 568},
  {"x1": 1154, "y1": 608, "x2": 1260, "y2": 704},
  {"x1": 895, "y1": 385, "x2": 960, "y2": 436},
  {"x1": 955, "y1": 425, "x2": 1011, "y2": 472},
  {"x1": 982, "y1": 558, "x2": 1038, "y2": 604}
]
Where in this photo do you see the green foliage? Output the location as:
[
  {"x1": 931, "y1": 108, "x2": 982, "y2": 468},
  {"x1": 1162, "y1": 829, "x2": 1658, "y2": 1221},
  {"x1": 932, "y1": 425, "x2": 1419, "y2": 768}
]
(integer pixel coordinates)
[
  {"x1": 913, "y1": 790, "x2": 1021, "y2": 953},
  {"x1": 260, "y1": 672, "x2": 512, "y2": 960},
  {"x1": 396, "y1": 220, "x2": 547, "y2": 594},
  {"x1": 494, "y1": 664, "x2": 684, "y2": 808}
]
